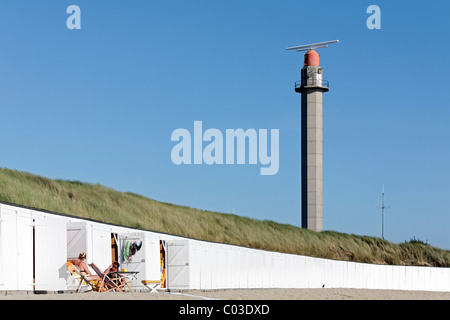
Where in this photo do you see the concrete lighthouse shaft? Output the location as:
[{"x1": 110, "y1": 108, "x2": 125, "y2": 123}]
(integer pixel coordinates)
[{"x1": 295, "y1": 50, "x2": 329, "y2": 232}]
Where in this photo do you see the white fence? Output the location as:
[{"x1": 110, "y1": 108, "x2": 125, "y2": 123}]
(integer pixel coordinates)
[
  {"x1": 180, "y1": 240, "x2": 450, "y2": 291},
  {"x1": 0, "y1": 201, "x2": 449, "y2": 292}
]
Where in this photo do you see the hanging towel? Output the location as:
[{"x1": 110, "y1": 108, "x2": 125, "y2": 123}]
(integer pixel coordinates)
[{"x1": 123, "y1": 241, "x2": 130, "y2": 261}]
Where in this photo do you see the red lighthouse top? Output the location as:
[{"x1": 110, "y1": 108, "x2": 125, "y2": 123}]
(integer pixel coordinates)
[{"x1": 304, "y1": 50, "x2": 320, "y2": 66}]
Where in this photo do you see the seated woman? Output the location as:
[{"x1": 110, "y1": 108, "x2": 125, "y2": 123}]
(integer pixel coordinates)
[
  {"x1": 71, "y1": 252, "x2": 100, "y2": 281},
  {"x1": 104, "y1": 261, "x2": 124, "y2": 291},
  {"x1": 104, "y1": 261, "x2": 120, "y2": 279}
]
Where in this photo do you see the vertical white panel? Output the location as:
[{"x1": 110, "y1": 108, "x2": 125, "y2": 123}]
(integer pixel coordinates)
[
  {"x1": 284, "y1": 254, "x2": 290, "y2": 288},
  {"x1": 0, "y1": 209, "x2": 19, "y2": 290},
  {"x1": 429, "y1": 267, "x2": 438, "y2": 291},
  {"x1": 355, "y1": 263, "x2": 364, "y2": 289},
  {"x1": 253, "y1": 252, "x2": 259, "y2": 288},
  {"x1": 239, "y1": 249, "x2": 246, "y2": 289},
  {"x1": 190, "y1": 242, "x2": 201, "y2": 290},
  {"x1": 377, "y1": 265, "x2": 385, "y2": 289},
  {"x1": 395, "y1": 266, "x2": 404, "y2": 290},
  {"x1": 397, "y1": 266, "x2": 406, "y2": 291},
  {"x1": 213, "y1": 245, "x2": 219, "y2": 289},
  {"x1": 16, "y1": 210, "x2": 33, "y2": 290},
  {"x1": 315, "y1": 258, "x2": 324, "y2": 288},
  {"x1": 297, "y1": 255, "x2": 306, "y2": 288},
  {"x1": 381, "y1": 265, "x2": 389, "y2": 290},
  {"x1": 144, "y1": 234, "x2": 161, "y2": 284},
  {"x1": 325, "y1": 259, "x2": 332, "y2": 288},
  {"x1": 309, "y1": 258, "x2": 319, "y2": 288},
  {"x1": 222, "y1": 246, "x2": 231, "y2": 289},
  {"x1": 423, "y1": 267, "x2": 431, "y2": 291},
  {"x1": 299, "y1": 255, "x2": 306, "y2": 288},
  {"x1": 0, "y1": 206, "x2": 3, "y2": 288},
  {"x1": 288, "y1": 255, "x2": 295, "y2": 288},
  {"x1": 287, "y1": 255, "x2": 295, "y2": 288},
  {"x1": 265, "y1": 253, "x2": 274, "y2": 288},
  {"x1": 279, "y1": 254, "x2": 286, "y2": 288},
  {"x1": 247, "y1": 251, "x2": 253, "y2": 288},
  {"x1": 34, "y1": 213, "x2": 67, "y2": 291},
  {"x1": 211, "y1": 248, "x2": 219, "y2": 289},
  {"x1": 374, "y1": 264, "x2": 382, "y2": 290},
  {"x1": 439, "y1": 268, "x2": 449, "y2": 292},
  {"x1": 353, "y1": 263, "x2": 364, "y2": 289},
  {"x1": 353, "y1": 263, "x2": 361, "y2": 289},
  {"x1": 270, "y1": 252, "x2": 276, "y2": 288},
  {"x1": 238, "y1": 249, "x2": 246, "y2": 288},
  {"x1": 303, "y1": 256, "x2": 311, "y2": 288},
  {"x1": 167, "y1": 240, "x2": 190, "y2": 289},
  {"x1": 200, "y1": 244, "x2": 211, "y2": 290},
  {"x1": 320, "y1": 259, "x2": 329, "y2": 288},
  {"x1": 346, "y1": 262, "x2": 355, "y2": 288},
  {"x1": 259, "y1": 252, "x2": 265, "y2": 288},
  {"x1": 254, "y1": 253, "x2": 261, "y2": 289},
  {"x1": 415, "y1": 266, "x2": 423, "y2": 291},
  {"x1": 369, "y1": 264, "x2": 378, "y2": 289},
  {"x1": 229, "y1": 248, "x2": 238, "y2": 289},
  {"x1": 215, "y1": 246, "x2": 222, "y2": 289},
  {"x1": 404, "y1": 265, "x2": 413, "y2": 290},
  {"x1": 91, "y1": 226, "x2": 112, "y2": 270},
  {"x1": 223, "y1": 247, "x2": 230, "y2": 289},
  {"x1": 222, "y1": 248, "x2": 230, "y2": 289},
  {"x1": 263, "y1": 253, "x2": 270, "y2": 288},
  {"x1": 388, "y1": 266, "x2": 397, "y2": 290},
  {"x1": 207, "y1": 244, "x2": 214, "y2": 290},
  {"x1": 383, "y1": 265, "x2": 390, "y2": 290}
]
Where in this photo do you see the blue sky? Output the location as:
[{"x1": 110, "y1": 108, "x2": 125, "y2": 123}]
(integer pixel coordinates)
[{"x1": 0, "y1": 1, "x2": 449, "y2": 249}]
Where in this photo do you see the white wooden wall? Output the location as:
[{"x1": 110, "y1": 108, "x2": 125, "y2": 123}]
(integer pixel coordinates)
[
  {"x1": 1, "y1": 202, "x2": 449, "y2": 292},
  {"x1": 183, "y1": 240, "x2": 450, "y2": 291}
]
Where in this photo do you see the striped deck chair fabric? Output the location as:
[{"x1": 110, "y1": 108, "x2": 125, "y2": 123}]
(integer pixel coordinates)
[{"x1": 89, "y1": 263, "x2": 131, "y2": 292}]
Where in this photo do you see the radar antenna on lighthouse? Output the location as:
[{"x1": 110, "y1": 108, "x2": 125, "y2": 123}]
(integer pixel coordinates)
[{"x1": 286, "y1": 40, "x2": 339, "y2": 52}]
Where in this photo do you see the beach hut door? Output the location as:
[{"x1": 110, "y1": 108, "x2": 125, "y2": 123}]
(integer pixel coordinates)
[
  {"x1": 167, "y1": 241, "x2": 190, "y2": 289},
  {"x1": 67, "y1": 223, "x2": 87, "y2": 260}
]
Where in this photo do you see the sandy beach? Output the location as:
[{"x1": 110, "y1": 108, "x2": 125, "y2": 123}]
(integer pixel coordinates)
[{"x1": 1, "y1": 288, "x2": 450, "y2": 300}]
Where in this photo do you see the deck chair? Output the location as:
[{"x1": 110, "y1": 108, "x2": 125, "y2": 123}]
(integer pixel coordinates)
[
  {"x1": 89, "y1": 263, "x2": 132, "y2": 292},
  {"x1": 141, "y1": 280, "x2": 162, "y2": 293},
  {"x1": 67, "y1": 262, "x2": 98, "y2": 293}
]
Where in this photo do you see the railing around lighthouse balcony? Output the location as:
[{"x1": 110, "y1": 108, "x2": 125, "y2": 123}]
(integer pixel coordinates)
[{"x1": 295, "y1": 79, "x2": 329, "y2": 90}]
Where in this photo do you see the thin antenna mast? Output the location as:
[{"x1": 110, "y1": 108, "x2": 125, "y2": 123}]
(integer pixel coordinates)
[{"x1": 377, "y1": 185, "x2": 390, "y2": 239}]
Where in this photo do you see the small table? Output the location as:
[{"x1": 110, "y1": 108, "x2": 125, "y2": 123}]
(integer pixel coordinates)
[{"x1": 119, "y1": 271, "x2": 139, "y2": 280}]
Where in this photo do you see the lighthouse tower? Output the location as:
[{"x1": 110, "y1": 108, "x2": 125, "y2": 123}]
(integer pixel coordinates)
[{"x1": 287, "y1": 40, "x2": 338, "y2": 232}]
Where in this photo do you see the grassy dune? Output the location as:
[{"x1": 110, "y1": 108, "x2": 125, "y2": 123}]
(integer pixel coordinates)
[{"x1": 0, "y1": 167, "x2": 449, "y2": 267}]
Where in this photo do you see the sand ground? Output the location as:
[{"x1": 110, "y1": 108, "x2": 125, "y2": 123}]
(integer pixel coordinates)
[{"x1": 1, "y1": 288, "x2": 450, "y2": 300}]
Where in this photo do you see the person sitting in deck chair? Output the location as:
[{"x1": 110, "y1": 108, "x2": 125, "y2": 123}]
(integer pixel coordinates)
[
  {"x1": 105, "y1": 262, "x2": 123, "y2": 281},
  {"x1": 103, "y1": 261, "x2": 126, "y2": 291},
  {"x1": 71, "y1": 252, "x2": 100, "y2": 281}
]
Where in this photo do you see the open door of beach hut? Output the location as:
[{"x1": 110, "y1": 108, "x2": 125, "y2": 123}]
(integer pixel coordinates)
[{"x1": 67, "y1": 222, "x2": 87, "y2": 260}]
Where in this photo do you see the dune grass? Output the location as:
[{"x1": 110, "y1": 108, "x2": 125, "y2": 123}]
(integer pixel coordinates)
[{"x1": 0, "y1": 167, "x2": 449, "y2": 267}]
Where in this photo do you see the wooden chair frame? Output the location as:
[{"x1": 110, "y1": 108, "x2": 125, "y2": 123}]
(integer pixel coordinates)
[
  {"x1": 67, "y1": 262, "x2": 98, "y2": 293},
  {"x1": 89, "y1": 263, "x2": 132, "y2": 292}
]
